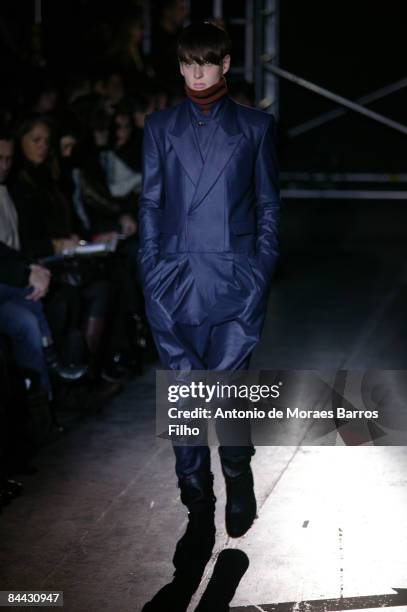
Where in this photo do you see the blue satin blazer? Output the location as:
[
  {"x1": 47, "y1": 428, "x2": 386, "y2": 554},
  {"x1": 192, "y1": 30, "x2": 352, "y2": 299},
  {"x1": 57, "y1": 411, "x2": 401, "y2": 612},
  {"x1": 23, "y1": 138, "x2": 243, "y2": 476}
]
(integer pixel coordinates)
[{"x1": 137, "y1": 96, "x2": 280, "y2": 330}]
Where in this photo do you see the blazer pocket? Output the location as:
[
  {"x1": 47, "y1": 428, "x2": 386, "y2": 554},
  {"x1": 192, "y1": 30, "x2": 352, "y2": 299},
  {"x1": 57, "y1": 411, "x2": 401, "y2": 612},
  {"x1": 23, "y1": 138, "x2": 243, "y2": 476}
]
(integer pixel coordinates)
[{"x1": 230, "y1": 219, "x2": 256, "y2": 235}]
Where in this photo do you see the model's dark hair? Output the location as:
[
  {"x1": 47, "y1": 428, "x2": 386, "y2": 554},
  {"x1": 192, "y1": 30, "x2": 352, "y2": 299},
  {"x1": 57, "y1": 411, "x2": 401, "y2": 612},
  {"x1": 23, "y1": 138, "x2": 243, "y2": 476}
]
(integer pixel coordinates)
[{"x1": 177, "y1": 21, "x2": 231, "y2": 65}]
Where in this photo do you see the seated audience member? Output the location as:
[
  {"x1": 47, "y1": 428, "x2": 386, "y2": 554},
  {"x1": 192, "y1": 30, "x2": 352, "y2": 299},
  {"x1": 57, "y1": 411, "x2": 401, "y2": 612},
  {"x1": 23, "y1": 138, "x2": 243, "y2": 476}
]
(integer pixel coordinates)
[
  {"x1": 9, "y1": 117, "x2": 114, "y2": 383},
  {"x1": 30, "y1": 81, "x2": 60, "y2": 116},
  {"x1": 65, "y1": 112, "x2": 145, "y2": 378},
  {"x1": 10, "y1": 116, "x2": 78, "y2": 259},
  {"x1": 92, "y1": 69, "x2": 126, "y2": 116},
  {"x1": 64, "y1": 73, "x2": 92, "y2": 107},
  {"x1": 104, "y1": 70, "x2": 126, "y2": 112},
  {"x1": 104, "y1": 14, "x2": 154, "y2": 93},
  {"x1": 56, "y1": 117, "x2": 92, "y2": 239},
  {"x1": 0, "y1": 242, "x2": 85, "y2": 390},
  {"x1": 0, "y1": 129, "x2": 86, "y2": 391},
  {"x1": 79, "y1": 107, "x2": 137, "y2": 237},
  {"x1": 110, "y1": 103, "x2": 142, "y2": 191},
  {"x1": 113, "y1": 101, "x2": 143, "y2": 175}
]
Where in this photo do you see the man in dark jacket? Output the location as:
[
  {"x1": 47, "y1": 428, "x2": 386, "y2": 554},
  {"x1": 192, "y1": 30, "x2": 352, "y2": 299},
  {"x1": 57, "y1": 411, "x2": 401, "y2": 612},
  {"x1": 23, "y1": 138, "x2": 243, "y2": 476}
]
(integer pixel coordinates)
[{"x1": 138, "y1": 22, "x2": 279, "y2": 571}]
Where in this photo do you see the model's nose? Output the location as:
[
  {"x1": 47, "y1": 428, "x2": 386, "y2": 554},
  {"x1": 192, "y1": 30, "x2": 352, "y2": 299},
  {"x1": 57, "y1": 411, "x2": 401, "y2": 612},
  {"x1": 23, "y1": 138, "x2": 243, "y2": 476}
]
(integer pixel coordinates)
[{"x1": 193, "y1": 64, "x2": 203, "y2": 78}]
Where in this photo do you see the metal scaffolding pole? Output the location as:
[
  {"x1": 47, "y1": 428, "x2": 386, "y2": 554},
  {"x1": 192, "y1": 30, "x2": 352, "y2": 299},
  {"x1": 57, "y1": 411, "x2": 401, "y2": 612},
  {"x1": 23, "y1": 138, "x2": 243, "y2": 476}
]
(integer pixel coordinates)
[
  {"x1": 281, "y1": 188, "x2": 407, "y2": 200},
  {"x1": 264, "y1": 63, "x2": 407, "y2": 136},
  {"x1": 263, "y1": 0, "x2": 279, "y2": 117},
  {"x1": 289, "y1": 76, "x2": 407, "y2": 138},
  {"x1": 213, "y1": 0, "x2": 223, "y2": 20},
  {"x1": 254, "y1": 0, "x2": 280, "y2": 116},
  {"x1": 245, "y1": 1, "x2": 254, "y2": 83},
  {"x1": 34, "y1": 0, "x2": 42, "y2": 24}
]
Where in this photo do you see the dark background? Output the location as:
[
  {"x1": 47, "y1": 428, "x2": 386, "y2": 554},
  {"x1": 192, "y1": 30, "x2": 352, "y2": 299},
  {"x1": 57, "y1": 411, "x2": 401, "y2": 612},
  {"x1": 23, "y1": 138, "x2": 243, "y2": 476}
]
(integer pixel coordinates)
[
  {"x1": 1, "y1": 0, "x2": 407, "y2": 256},
  {"x1": 279, "y1": 1, "x2": 407, "y2": 171},
  {"x1": 1, "y1": 0, "x2": 407, "y2": 171}
]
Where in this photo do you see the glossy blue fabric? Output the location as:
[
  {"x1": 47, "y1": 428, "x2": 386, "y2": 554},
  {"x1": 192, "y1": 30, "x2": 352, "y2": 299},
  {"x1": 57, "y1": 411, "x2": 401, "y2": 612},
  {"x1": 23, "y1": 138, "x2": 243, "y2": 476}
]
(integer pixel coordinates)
[
  {"x1": 138, "y1": 96, "x2": 280, "y2": 476},
  {"x1": 138, "y1": 96, "x2": 280, "y2": 372}
]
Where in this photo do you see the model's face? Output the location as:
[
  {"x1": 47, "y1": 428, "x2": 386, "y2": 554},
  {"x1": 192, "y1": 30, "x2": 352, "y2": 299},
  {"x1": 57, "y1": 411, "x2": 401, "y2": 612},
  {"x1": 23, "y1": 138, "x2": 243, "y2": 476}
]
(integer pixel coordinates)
[
  {"x1": 21, "y1": 123, "x2": 50, "y2": 165},
  {"x1": 179, "y1": 55, "x2": 230, "y2": 90},
  {"x1": 0, "y1": 139, "x2": 14, "y2": 183}
]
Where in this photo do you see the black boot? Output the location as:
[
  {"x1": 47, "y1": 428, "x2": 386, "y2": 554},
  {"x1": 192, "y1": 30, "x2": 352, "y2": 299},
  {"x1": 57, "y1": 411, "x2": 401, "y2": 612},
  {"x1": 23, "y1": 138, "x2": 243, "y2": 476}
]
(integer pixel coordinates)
[
  {"x1": 173, "y1": 471, "x2": 216, "y2": 571},
  {"x1": 221, "y1": 456, "x2": 257, "y2": 538},
  {"x1": 142, "y1": 472, "x2": 216, "y2": 612},
  {"x1": 44, "y1": 345, "x2": 87, "y2": 383}
]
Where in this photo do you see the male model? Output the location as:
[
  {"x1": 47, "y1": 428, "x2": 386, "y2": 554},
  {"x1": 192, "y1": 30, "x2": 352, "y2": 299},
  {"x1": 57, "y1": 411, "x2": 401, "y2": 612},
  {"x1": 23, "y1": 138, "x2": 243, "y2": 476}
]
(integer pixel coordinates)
[{"x1": 138, "y1": 21, "x2": 279, "y2": 567}]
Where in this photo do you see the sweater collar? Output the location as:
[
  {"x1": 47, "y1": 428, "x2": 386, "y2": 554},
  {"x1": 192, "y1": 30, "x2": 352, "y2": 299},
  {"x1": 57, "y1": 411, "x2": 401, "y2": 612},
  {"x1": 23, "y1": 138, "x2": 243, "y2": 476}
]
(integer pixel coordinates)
[{"x1": 185, "y1": 76, "x2": 228, "y2": 116}]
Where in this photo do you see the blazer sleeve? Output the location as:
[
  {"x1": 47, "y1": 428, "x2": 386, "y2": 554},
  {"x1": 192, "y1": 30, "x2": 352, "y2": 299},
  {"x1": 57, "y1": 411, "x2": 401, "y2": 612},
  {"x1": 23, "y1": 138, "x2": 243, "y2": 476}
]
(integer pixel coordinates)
[
  {"x1": 137, "y1": 116, "x2": 164, "y2": 283},
  {"x1": 254, "y1": 114, "x2": 280, "y2": 285}
]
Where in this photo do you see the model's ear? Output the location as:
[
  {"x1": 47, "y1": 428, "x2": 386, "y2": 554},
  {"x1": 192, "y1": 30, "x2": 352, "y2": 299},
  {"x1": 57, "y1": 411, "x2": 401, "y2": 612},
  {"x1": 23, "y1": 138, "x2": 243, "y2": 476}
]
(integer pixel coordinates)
[
  {"x1": 179, "y1": 61, "x2": 185, "y2": 77},
  {"x1": 222, "y1": 55, "x2": 231, "y2": 75}
]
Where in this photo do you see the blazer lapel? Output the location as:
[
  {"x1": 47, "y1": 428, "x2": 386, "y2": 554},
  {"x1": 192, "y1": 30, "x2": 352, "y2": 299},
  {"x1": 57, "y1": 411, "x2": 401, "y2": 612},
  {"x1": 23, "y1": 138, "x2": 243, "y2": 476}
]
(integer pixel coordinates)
[
  {"x1": 168, "y1": 101, "x2": 203, "y2": 187},
  {"x1": 167, "y1": 97, "x2": 244, "y2": 210},
  {"x1": 189, "y1": 98, "x2": 243, "y2": 213}
]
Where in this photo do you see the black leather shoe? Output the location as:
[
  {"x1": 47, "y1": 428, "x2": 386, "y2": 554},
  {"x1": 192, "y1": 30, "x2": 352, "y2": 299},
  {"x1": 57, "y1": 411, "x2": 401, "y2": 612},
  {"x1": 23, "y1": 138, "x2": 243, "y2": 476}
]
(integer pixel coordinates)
[
  {"x1": 50, "y1": 362, "x2": 88, "y2": 382},
  {"x1": 173, "y1": 471, "x2": 216, "y2": 570},
  {"x1": 221, "y1": 459, "x2": 257, "y2": 538},
  {"x1": 44, "y1": 345, "x2": 88, "y2": 382}
]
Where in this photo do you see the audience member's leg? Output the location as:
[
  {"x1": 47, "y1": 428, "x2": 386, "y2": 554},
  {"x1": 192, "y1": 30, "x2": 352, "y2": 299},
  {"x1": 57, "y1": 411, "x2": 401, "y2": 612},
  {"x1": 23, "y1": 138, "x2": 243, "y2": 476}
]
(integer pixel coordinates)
[
  {"x1": 81, "y1": 280, "x2": 110, "y2": 375},
  {"x1": 0, "y1": 301, "x2": 50, "y2": 392}
]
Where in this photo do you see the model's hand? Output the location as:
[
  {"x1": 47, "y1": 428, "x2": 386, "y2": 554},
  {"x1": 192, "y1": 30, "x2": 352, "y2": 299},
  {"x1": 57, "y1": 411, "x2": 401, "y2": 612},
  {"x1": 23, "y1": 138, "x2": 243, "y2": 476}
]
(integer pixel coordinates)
[
  {"x1": 119, "y1": 214, "x2": 137, "y2": 237},
  {"x1": 26, "y1": 264, "x2": 51, "y2": 301}
]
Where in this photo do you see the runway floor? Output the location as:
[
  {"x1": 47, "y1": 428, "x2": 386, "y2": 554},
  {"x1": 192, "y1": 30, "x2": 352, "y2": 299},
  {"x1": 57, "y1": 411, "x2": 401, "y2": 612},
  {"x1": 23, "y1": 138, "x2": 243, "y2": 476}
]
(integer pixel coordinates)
[{"x1": 1, "y1": 232, "x2": 407, "y2": 611}]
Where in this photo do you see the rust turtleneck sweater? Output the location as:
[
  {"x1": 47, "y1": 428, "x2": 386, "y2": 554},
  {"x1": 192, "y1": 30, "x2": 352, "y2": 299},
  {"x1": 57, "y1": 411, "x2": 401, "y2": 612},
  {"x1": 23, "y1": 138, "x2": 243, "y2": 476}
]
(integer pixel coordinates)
[{"x1": 185, "y1": 76, "x2": 228, "y2": 116}]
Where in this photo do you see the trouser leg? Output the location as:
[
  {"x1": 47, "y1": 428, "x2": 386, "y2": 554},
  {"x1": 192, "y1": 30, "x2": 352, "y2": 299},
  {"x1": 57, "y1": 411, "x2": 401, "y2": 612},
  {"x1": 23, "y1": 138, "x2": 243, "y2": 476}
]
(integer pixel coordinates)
[
  {"x1": 152, "y1": 313, "x2": 260, "y2": 543},
  {"x1": 150, "y1": 319, "x2": 217, "y2": 572},
  {"x1": 207, "y1": 318, "x2": 258, "y2": 537},
  {"x1": 151, "y1": 319, "x2": 212, "y2": 477}
]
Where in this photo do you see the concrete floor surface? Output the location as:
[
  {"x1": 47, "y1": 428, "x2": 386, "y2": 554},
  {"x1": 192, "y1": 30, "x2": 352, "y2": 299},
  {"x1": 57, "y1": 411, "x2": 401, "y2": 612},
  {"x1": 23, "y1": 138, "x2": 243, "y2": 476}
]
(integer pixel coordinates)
[{"x1": 1, "y1": 249, "x2": 406, "y2": 611}]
